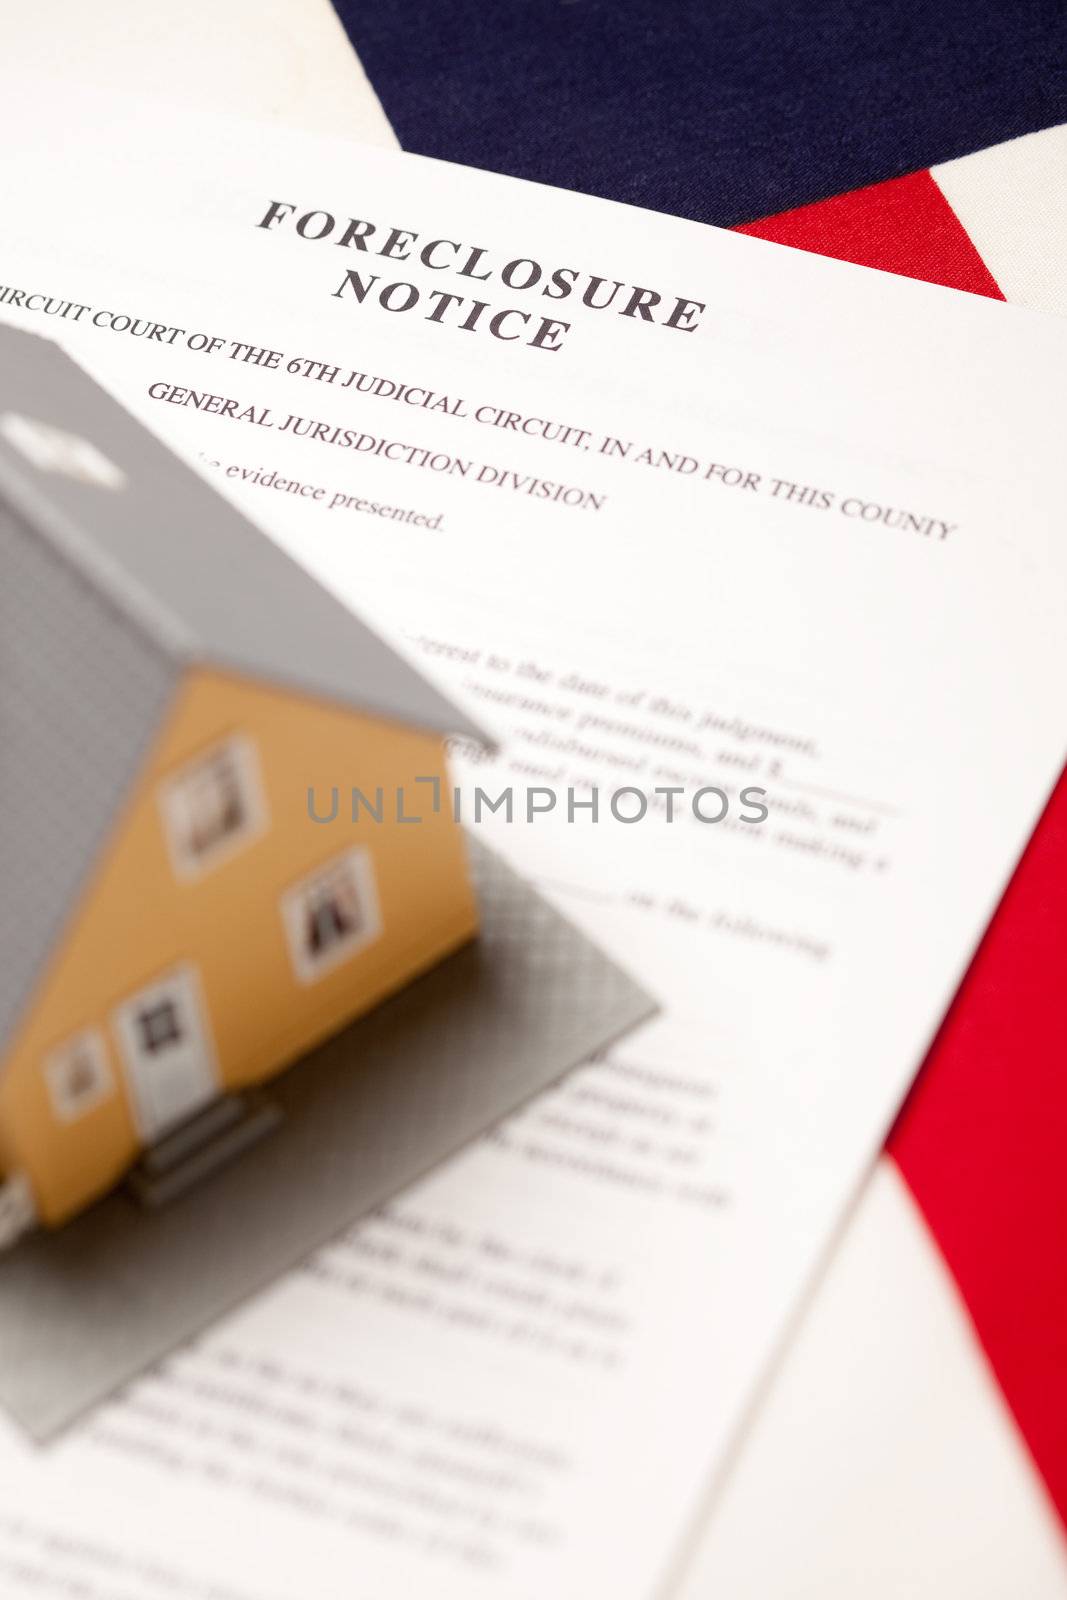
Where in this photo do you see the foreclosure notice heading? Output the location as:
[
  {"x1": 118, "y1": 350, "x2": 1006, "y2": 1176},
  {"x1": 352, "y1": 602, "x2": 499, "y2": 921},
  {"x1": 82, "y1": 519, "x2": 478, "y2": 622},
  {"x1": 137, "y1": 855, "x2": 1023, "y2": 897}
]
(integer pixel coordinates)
[{"x1": 1, "y1": 82, "x2": 1065, "y2": 1600}]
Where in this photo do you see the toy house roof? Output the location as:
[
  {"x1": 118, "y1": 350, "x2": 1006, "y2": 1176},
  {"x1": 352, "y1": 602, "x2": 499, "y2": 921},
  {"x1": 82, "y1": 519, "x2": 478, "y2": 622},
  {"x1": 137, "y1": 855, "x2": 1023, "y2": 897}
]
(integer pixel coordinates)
[
  {"x1": 0, "y1": 326, "x2": 487, "y2": 743},
  {"x1": 0, "y1": 323, "x2": 488, "y2": 1057}
]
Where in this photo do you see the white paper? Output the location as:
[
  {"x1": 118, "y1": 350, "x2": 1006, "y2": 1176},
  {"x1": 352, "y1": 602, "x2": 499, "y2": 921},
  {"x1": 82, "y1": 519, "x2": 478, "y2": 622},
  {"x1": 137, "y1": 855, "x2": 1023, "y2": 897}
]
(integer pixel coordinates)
[{"x1": 1, "y1": 90, "x2": 1065, "y2": 1600}]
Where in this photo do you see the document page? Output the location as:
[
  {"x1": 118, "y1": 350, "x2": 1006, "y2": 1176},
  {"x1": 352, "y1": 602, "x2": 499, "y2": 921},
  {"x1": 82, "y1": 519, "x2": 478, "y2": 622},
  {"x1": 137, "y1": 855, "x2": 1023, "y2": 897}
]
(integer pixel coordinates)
[{"x1": 1, "y1": 92, "x2": 1065, "y2": 1599}]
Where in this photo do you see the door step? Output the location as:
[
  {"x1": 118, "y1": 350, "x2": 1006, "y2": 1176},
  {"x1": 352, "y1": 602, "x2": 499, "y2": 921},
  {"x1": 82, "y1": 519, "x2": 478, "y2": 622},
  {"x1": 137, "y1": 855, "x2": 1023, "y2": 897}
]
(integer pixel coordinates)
[{"x1": 126, "y1": 1092, "x2": 283, "y2": 1208}]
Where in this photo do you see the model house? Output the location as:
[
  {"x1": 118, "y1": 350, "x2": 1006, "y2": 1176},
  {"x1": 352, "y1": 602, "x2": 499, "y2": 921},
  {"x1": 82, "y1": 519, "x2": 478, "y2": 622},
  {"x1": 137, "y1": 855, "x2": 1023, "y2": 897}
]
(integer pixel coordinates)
[{"x1": 0, "y1": 324, "x2": 486, "y2": 1239}]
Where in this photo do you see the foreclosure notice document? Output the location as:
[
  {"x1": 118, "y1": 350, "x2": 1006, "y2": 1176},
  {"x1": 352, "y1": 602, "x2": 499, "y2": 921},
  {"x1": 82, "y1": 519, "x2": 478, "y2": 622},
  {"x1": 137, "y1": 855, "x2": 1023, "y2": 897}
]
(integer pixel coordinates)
[{"x1": 1, "y1": 89, "x2": 1066, "y2": 1599}]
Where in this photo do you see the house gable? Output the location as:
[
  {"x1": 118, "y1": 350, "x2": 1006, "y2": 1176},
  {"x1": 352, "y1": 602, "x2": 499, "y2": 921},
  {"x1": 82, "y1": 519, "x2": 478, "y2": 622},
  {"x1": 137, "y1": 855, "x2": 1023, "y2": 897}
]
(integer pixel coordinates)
[{"x1": 0, "y1": 667, "x2": 476, "y2": 1224}]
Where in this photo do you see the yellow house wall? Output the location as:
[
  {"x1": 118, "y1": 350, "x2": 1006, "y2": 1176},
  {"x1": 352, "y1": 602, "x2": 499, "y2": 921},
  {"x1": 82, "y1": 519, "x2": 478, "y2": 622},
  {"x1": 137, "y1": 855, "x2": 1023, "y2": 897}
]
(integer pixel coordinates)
[{"x1": 0, "y1": 669, "x2": 477, "y2": 1225}]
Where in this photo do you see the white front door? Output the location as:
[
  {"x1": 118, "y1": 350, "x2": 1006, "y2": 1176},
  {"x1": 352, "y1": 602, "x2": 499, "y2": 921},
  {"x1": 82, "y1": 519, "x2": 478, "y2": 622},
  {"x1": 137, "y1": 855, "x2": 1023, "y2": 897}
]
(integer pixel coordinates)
[{"x1": 113, "y1": 965, "x2": 219, "y2": 1140}]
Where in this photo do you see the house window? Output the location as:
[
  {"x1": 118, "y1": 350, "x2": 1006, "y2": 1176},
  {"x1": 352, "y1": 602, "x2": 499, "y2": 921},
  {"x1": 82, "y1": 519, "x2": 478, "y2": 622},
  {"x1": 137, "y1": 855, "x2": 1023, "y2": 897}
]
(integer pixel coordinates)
[
  {"x1": 43, "y1": 1029, "x2": 115, "y2": 1123},
  {"x1": 281, "y1": 848, "x2": 382, "y2": 984},
  {"x1": 159, "y1": 735, "x2": 266, "y2": 879},
  {"x1": 137, "y1": 999, "x2": 183, "y2": 1054},
  {"x1": 0, "y1": 412, "x2": 127, "y2": 490}
]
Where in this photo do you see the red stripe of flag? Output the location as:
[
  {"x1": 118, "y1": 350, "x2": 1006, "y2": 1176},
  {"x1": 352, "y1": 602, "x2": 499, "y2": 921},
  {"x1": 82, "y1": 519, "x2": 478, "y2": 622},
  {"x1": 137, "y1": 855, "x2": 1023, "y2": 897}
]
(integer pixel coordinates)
[
  {"x1": 738, "y1": 171, "x2": 1067, "y2": 1528},
  {"x1": 737, "y1": 168, "x2": 1004, "y2": 297}
]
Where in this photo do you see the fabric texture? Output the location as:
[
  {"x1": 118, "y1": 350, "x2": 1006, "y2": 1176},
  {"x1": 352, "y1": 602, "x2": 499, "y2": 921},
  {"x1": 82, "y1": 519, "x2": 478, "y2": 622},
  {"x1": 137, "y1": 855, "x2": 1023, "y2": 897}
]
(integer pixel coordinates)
[
  {"x1": 335, "y1": 0, "x2": 1066, "y2": 226},
  {"x1": 736, "y1": 169, "x2": 1003, "y2": 296},
  {"x1": 889, "y1": 771, "x2": 1067, "y2": 1530},
  {"x1": 738, "y1": 159, "x2": 1067, "y2": 1527},
  {"x1": 933, "y1": 125, "x2": 1067, "y2": 314}
]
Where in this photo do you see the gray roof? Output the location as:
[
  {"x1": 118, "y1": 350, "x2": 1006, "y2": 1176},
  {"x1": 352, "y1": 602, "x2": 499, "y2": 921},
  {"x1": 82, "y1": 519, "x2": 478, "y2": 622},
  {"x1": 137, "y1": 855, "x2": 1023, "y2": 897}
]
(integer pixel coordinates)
[
  {"x1": 0, "y1": 325, "x2": 488, "y2": 1057},
  {"x1": 0, "y1": 326, "x2": 487, "y2": 742},
  {"x1": 0, "y1": 500, "x2": 179, "y2": 1059}
]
